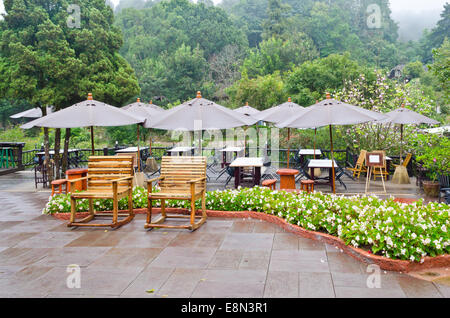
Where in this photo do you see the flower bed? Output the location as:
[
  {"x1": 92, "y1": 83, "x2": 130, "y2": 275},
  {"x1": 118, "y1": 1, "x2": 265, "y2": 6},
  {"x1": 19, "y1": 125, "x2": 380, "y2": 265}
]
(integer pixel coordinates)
[{"x1": 43, "y1": 186, "x2": 450, "y2": 262}]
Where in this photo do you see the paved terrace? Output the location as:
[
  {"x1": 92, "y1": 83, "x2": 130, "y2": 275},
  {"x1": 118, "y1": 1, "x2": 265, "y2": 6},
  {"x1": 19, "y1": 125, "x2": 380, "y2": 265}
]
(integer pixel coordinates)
[{"x1": 0, "y1": 171, "x2": 448, "y2": 298}]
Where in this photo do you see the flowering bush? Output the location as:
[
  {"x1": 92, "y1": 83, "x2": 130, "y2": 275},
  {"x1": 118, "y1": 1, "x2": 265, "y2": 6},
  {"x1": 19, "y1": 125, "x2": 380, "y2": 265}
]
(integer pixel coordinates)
[
  {"x1": 416, "y1": 135, "x2": 450, "y2": 181},
  {"x1": 43, "y1": 186, "x2": 449, "y2": 262}
]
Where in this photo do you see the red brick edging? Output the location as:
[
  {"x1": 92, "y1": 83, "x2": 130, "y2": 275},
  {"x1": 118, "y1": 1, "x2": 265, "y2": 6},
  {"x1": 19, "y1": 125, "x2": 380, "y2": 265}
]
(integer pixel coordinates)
[{"x1": 53, "y1": 206, "x2": 449, "y2": 273}]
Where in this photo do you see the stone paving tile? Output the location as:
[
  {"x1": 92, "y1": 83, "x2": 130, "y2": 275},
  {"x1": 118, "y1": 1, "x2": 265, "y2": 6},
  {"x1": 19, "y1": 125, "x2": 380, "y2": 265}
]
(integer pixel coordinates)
[
  {"x1": 298, "y1": 237, "x2": 327, "y2": 251},
  {"x1": 38, "y1": 266, "x2": 143, "y2": 296},
  {"x1": 192, "y1": 280, "x2": 265, "y2": 298},
  {"x1": 157, "y1": 268, "x2": 206, "y2": 298},
  {"x1": 88, "y1": 247, "x2": 162, "y2": 270},
  {"x1": 64, "y1": 231, "x2": 127, "y2": 247},
  {"x1": 395, "y1": 274, "x2": 443, "y2": 298},
  {"x1": 120, "y1": 267, "x2": 174, "y2": 298},
  {"x1": 15, "y1": 231, "x2": 85, "y2": 248},
  {"x1": 0, "y1": 265, "x2": 25, "y2": 279},
  {"x1": 219, "y1": 233, "x2": 274, "y2": 251},
  {"x1": 299, "y1": 272, "x2": 335, "y2": 298},
  {"x1": 334, "y1": 286, "x2": 407, "y2": 298},
  {"x1": 0, "y1": 232, "x2": 38, "y2": 247},
  {"x1": 116, "y1": 231, "x2": 178, "y2": 248},
  {"x1": 433, "y1": 283, "x2": 450, "y2": 298},
  {"x1": 326, "y1": 250, "x2": 365, "y2": 274},
  {"x1": 208, "y1": 249, "x2": 243, "y2": 270},
  {"x1": 253, "y1": 220, "x2": 283, "y2": 233},
  {"x1": 197, "y1": 219, "x2": 234, "y2": 233},
  {"x1": 0, "y1": 247, "x2": 53, "y2": 266},
  {"x1": 263, "y1": 271, "x2": 299, "y2": 298},
  {"x1": 0, "y1": 221, "x2": 24, "y2": 232},
  {"x1": 331, "y1": 271, "x2": 404, "y2": 290},
  {"x1": 273, "y1": 233, "x2": 299, "y2": 250},
  {"x1": 230, "y1": 219, "x2": 256, "y2": 233},
  {"x1": 149, "y1": 247, "x2": 217, "y2": 269},
  {"x1": 34, "y1": 247, "x2": 112, "y2": 267}
]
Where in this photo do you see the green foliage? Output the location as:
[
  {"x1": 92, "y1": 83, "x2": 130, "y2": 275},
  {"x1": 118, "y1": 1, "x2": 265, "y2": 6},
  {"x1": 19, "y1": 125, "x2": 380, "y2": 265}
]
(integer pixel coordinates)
[
  {"x1": 241, "y1": 34, "x2": 318, "y2": 78},
  {"x1": 261, "y1": 0, "x2": 290, "y2": 40},
  {"x1": 0, "y1": 0, "x2": 140, "y2": 109},
  {"x1": 416, "y1": 135, "x2": 450, "y2": 181},
  {"x1": 403, "y1": 61, "x2": 425, "y2": 80},
  {"x1": 226, "y1": 71, "x2": 286, "y2": 109},
  {"x1": 284, "y1": 53, "x2": 372, "y2": 105},
  {"x1": 430, "y1": 38, "x2": 450, "y2": 101}
]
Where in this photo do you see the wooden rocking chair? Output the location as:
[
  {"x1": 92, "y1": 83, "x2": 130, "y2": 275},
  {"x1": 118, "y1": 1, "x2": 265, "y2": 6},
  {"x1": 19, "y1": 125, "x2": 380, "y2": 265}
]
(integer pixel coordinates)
[
  {"x1": 145, "y1": 156, "x2": 207, "y2": 231},
  {"x1": 346, "y1": 149, "x2": 367, "y2": 179},
  {"x1": 68, "y1": 156, "x2": 135, "y2": 229}
]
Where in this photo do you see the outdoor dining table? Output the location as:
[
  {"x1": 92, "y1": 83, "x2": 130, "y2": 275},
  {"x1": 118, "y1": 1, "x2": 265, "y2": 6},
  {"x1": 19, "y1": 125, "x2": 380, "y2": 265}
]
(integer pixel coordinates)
[
  {"x1": 115, "y1": 146, "x2": 149, "y2": 168},
  {"x1": 166, "y1": 146, "x2": 195, "y2": 156},
  {"x1": 308, "y1": 159, "x2": 339, "y2": 192},
  {"x1": 229, "y1": 157, "x2": 264, "y2": 189},
  {"x1": 298, "y1": 149, "x2": 322, "y2": 166},
  {"x1": 218, "y1": 146, "x2": 244, "y2": 168}
]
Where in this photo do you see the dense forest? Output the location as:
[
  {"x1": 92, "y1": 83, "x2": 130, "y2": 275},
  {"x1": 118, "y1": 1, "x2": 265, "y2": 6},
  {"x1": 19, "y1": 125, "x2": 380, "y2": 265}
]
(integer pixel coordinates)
[{"x1": 0, "y1": 0, "x2": 449, "y2": 151}]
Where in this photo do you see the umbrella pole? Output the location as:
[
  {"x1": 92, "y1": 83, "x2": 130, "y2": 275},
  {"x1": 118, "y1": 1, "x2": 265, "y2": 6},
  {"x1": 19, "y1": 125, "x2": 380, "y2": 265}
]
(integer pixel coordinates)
[
  {"x1": 287, "y1": 128, "x2": 290, "y2": 168},
  {"x1": 90, "y1": 126, "x2": 95, "y2": 155},
  {"x1": 149, "y1": 130, "x2": 152, "y2": 157},
  {"x1": 329, "y1": 125, "x2": 336, "y2": 194},
  {"x1": 400, "y1": 124, "x2": 403, "y2": 165},
  {"x1": 137, "y1": 124, "x2": 141, "y2": 172},
  {"x1": 314, "y1": 128, "x2": 317, "y2": 159}
]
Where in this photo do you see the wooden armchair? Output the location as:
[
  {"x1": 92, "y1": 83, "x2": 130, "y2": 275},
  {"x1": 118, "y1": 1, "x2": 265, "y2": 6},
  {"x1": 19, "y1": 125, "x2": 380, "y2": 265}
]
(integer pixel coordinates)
[
  {"x1": 346, "y1": 149, "x2": 367, "y2": 179},
  {"x1": 146, "y1": 156, "x2": 207, "y2": 231},
  {"x1": 68, "y1": 156, "x2": 135, "y2": 229},
  {"x1": 393, "y1": 152, "x2": 412, "y2": 169}
]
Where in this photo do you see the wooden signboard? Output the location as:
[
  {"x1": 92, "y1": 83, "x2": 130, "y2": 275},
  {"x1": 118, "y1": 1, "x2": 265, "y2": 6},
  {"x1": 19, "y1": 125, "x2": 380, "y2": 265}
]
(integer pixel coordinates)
[
  {"x1": 365, "y1": 152, "x2": 386, "y2": 194},
  {"x1": 366, "y1": 152, "x2": 384, "y2": 167}
]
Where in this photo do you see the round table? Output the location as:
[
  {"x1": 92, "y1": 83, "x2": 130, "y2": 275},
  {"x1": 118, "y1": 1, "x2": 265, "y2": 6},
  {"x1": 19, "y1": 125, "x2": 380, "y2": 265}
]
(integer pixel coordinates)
[
  {"x1": 66, "y1": 168, "x2": 88, "y2": 192},
  {"x1": 276, "y1": 168, "x2": 299, "y2": 190}
]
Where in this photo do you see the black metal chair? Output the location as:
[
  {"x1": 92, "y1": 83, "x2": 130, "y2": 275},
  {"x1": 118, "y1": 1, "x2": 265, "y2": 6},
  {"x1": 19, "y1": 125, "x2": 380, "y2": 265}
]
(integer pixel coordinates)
[
  {"x1": 34, "y1": 163, "x2": 51, "y2": 188},
  {"x1": 224, "y1": 166, "x2": 235, "y2": 188},
  {"x1": 438, "y1": 175, "x2": 450, "y2": 203}
]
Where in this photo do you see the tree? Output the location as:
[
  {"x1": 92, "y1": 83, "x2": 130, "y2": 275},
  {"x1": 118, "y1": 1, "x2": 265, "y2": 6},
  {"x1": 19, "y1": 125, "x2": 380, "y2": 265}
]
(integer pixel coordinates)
[
  {"x1": 241, "y1": 33, "x2": 318, "y2": 78},
  {"x1": 430, "y1": 38, "x2": 450, "y2": 103},
  {"x1": 284, "y1": 53, "x2": 374, "y2": 105},
  {"x1": 226, "y1": 71, "x2": 287, "y2": 110},
  {"x1": 261, "y1": 0, "x2": 290, "y2": 40},
  {"x1": 0, "y1": 0, "x2": 140, "y2": 178}
]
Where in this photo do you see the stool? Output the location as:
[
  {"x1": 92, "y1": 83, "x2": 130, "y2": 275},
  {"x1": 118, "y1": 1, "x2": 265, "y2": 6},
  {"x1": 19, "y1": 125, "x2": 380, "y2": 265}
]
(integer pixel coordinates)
[
  {"x1": 51, "y1": 179, "x2": 68, "y2": 196},
  {"x1": 0, "y1": 148, "x2": 15, "y2": 168},
  {"x1": 300, "y1": 180, "x2": 314, "y2": 193},
  {"x1": 262, "y1": 179, "x2": 277, "y2": 190}
]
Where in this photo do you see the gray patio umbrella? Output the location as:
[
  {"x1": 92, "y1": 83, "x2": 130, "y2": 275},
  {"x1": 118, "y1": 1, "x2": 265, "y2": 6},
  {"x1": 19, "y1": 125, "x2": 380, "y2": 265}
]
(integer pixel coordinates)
[
  {"x1": 145, "y1": 91, "x2": 257, "y2": 154},
  {"x1": 10, "y1": 106, "x2": 54, "y2": 119},
  {"x1": 234, "y1": 102, "x2": 260, "y2": 116},
  {"x1": 277, "y1": 93, "x2": 387, "y2": 193},
  {"x1": 253, "y1": 97, "x2": 307, "y2": 167},
  {"x1": 234, "y1": 102, "x2": 261, "y2": 153},
  {"x1": 21, "y1": 93, "x2": 146, "y2": 154},
  {"x1": 377, "y1": 104, "x2": 439, "y2": 184},
  {"x1": 124, "y1": 98, "x2": 165, "y2": 170}
]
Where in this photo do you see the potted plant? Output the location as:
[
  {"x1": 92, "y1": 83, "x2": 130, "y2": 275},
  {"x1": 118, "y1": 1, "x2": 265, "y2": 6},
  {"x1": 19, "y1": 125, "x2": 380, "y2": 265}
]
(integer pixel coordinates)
[{"x1": 416, "y1": 137, "x2": 450, "y2": 197}]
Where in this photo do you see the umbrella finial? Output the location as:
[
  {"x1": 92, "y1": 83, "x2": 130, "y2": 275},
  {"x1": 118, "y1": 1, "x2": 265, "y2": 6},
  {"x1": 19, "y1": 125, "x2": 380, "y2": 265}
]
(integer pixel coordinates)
[
  {"x1": 197, "y1": 91, "x2": 202, "y2": 98},
  {"x1": 326, "y1": 92, "x2": 331, "y2": 99},
  {"x1": 288, "y1": 97, "x2": 292, "y2": 102},
  {"x1": 246, "y1": 102, "x2": 248, "y2": 106},
  {"x1": 149, "y1": 100, "x2": 152, "y2": 104},
  {"x1": 137, "y1": 98, "x2": 141, "y2": 103},
  {"x1": 401, "y1": 103, "x2": 405, "y2": 108},
  {"x1": 87, "y1": 93, "x2": 93, "y2": 100}
]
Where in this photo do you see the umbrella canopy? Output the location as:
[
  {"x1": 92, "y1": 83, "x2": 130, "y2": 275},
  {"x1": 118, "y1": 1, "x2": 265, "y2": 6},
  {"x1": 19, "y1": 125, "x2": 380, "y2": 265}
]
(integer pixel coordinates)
[
  {"x1": 124, "y1": 98, "x2": 165, "y2": 170},
  {"x1": 377, "y1": 106, "x2": 439, "y2": 125},
  {"x1": 253, "y1": 97, "x2": 307, "y2": 167},
  {"x1": 21, "y1": 93, "x2": 146, "y2": 154},
  {"x1": 253, "y1": 97, "x2": 306, "y2": 123},
  {"x1": 145, "y1": 91, "x2": 257, "y2": 131},
  {"x1": 234, "y1": 102, "x2": 260, "y2": 116},
  {"x1": 376, "y1": 104, "x2": 439, "y2": 184},
  {"x1": 277, "y1": 93, "x2": 387, "y2": 193},
  {"x1": 10, "y1": 106, "x2": 54, "y2": 119},
  {"x1": 145, "y1": 91, "x2": 257, "y2": 154},
  {"x1": 277, "y1": 96, "x2": 386, "y2": 129}
]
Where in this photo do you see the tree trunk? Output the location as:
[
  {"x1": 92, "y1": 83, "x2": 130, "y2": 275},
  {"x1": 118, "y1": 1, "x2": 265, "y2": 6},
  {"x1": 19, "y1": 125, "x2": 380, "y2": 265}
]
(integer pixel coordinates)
[
  {"x1": 61, "y1": 128, "x2": 71, "y2": 175},
  {"x1": 53, "y1": 128, "x2": 61, "y2": 180}
]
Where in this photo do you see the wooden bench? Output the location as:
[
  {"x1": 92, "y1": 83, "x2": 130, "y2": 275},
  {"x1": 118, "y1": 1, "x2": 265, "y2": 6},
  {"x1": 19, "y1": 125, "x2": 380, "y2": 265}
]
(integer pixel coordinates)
[
  {"x1": 146, "y1": 156, "x2": 207, "y2": 231},
  {"x1": 68, "y1": 156, "x2": 135, "y2": 228}
]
